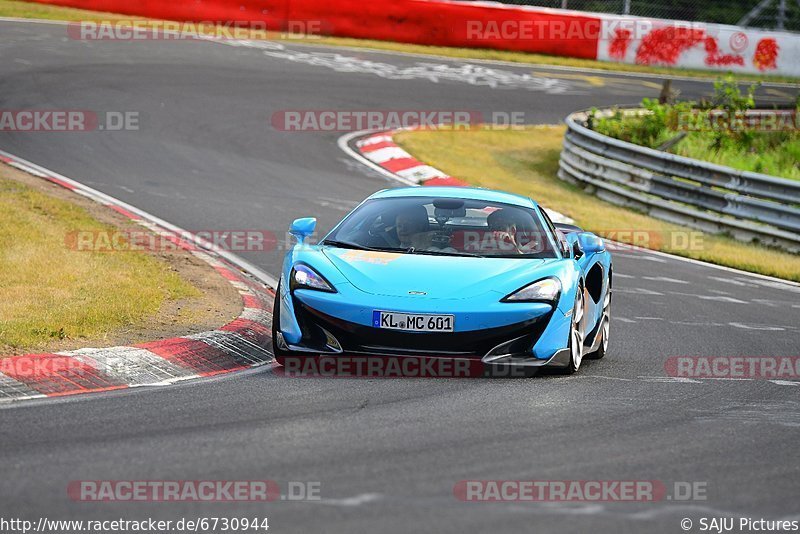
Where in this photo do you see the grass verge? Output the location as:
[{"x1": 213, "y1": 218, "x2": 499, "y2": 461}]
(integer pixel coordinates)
[
  {"x1": 675, "y1": 133, "x2": 800, "y2": 181},
  {"x1": 590, "y1": 89, "x2": 800, "y2": 181},
  {"x1": 0, "y1": 163, "x2": 241, "y2": 354},
  {"x1": 593, "y1": 109, "x2": 800, "y2": 181},
  {"x1": 394, "y1": 126, "x2": 800, "y2": 282},
  {"x1": 0, "y1": 0, "x2": 798, "y2": 84},
  {"x1": 0, "y1": 0, "x2": 133, "y2": 22}
]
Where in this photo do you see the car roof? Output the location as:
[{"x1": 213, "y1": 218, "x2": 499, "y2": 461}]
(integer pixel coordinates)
[{"x1": 368, "y1": 187, "x2": 538, "y2": 209}]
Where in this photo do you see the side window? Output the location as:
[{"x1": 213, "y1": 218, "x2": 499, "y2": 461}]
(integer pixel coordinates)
[{"x1": 538, "y1": 208, "x2": 568, "y2": 257}]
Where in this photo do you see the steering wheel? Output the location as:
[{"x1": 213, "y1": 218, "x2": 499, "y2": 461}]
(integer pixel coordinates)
[{"x1": 367, "y1": 219, "x2": 400, "y2": 248}]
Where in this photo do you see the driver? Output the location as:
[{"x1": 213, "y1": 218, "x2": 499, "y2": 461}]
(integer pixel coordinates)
[{"x1": 486, "y1": 209, "x2": 541, "y2": 254}]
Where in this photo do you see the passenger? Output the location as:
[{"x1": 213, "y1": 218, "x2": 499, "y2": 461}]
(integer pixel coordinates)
[{"x1": 395, "y1": 204, "x2": 433, "y2": 250}]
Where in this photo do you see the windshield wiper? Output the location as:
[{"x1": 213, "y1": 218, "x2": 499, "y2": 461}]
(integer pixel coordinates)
[
  {"x1": 404, "y1": 248, "x2": 484, "y2": 258},
  {"x1": 321, "y1": 240, "x2": 402, "y2": 253},
  {"x1": 322, "y1": 241, "x2": 484, "y2": 257}
]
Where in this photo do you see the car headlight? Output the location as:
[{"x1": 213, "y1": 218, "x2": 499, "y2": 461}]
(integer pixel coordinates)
[
  {"x1": 290, "y1": 264, "x2": 336, "y2": 293},
  {"x1": 502, "y1": 277, "x2": 561, "y2": 303}
]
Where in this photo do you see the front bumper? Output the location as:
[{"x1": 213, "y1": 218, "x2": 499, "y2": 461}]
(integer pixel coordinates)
[{"x1": 277, "y1": 287, "x2": 573, "y2": 367}]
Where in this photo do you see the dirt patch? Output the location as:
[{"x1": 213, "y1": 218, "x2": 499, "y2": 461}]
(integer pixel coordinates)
[{"x1": 0, "y1": 162, "x2": 244, "y2": 355}]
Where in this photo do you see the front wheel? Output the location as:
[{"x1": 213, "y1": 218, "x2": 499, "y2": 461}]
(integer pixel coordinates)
[
  {"x1": 271, "y1": 283, "x2": 294, "y2": 366},
  {"x1": 563, "y1": 287, "x2": 585, "y2": 375},
  {"x1": 586, "y1": 286, "x2": 611, "y2": 360},
  {"x1": 271, "y1": 284, "x2": 323, "y2": 372}
]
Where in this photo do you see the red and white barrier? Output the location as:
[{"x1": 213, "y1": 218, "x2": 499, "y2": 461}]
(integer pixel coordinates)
[
  {"x1": 597, "y1": 16, "x2": 800, "y2": 77},
  {"x1": 27, "y1": 0, "x2": 800, "y2": 76}
]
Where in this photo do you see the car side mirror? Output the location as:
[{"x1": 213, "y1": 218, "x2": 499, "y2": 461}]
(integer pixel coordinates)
[
  {"x1": 577, "y1": 232, "x2": 605, "y2": 255},
  {"x1": 289, "y1": 217, "x2": 317, "y2": 245}
]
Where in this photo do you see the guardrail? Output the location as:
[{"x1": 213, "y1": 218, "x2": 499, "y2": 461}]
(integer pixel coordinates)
[{"x1": 558, "y1": 109, "x2": 800, "y2": 253}]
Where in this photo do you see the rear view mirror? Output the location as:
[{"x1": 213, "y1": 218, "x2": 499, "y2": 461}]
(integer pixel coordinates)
[{"x1": 434, "y1": 207, "x2": 466, "y2": 219}]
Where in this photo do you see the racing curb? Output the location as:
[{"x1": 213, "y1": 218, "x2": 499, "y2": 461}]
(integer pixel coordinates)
[
  {"x1": 0, "y1": 151, "x2": 276, "y2": 404},
  {"x1": 354, "y1": 131, "x2": 470, "y2": 187},
  {"x1": 343, "y1": 128, "x2": 575, "y2": 225}
]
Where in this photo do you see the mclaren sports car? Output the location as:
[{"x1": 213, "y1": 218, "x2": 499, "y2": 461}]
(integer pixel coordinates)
[{"x1": 272, "y1": 187, "x2": 612, "y2": 375}]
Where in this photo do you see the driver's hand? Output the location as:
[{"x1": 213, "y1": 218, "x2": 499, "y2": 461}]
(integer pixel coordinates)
[
  {"x1": 518, "y1": 241, "x2": 541, "y2": 254},
  {"x1": 491, "y1": 231, "x2": 519, "y2": 253}
]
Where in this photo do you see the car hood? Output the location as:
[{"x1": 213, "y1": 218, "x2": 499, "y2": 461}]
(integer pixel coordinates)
[{"x1": 322, "y1": 247, "x2": 548, "y2": 299}]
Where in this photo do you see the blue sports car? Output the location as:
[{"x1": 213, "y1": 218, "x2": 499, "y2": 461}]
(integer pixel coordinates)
[{"x1": 272, "y1": 187, "x2": 612, "y2": 375}]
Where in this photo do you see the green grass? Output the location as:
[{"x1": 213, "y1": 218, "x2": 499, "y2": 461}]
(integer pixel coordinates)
[
  {"x1": 0, "y1": 0, "x2": 134, "y2": 21},
  {"x1": 0, "y1": 174, "x2": 199, "y2": 351},
  {"x1": 1, "y1": 0, "x2": 798, "y2": 84},
  {"x1": 674, "y1": 133, "x2": 800, "y2": 180},
  {"x1": 591, "y1": 104, "x2": 800, "y2": 181},
  {"x1": 394, "y1": 125, "x2": 800, "y2": 282}
]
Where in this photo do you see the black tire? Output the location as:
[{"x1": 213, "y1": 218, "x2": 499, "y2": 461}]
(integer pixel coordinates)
[
  {"x1": 586, "y1": 279, "x2": 611, "y2": 361},
  {"x1": 562, "y1": 285, "x2": 585, "y2": 375},
  {"x1": 271, "y1": 282, "x2": 297, "y2": 367}
]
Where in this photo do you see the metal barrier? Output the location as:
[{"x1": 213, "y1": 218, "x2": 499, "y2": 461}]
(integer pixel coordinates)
[{"x1": 558, "y1": 109, "x2": 800, "y2": 252}]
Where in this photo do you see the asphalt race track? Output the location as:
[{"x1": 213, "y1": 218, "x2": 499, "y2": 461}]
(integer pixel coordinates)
[{"x1": 1, "y1": 20, "x2": 799, "y2": 534}]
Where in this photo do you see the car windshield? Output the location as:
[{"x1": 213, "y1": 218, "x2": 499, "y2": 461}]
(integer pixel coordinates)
[{"x1": 323, "y1": 196, "x2": 558, "y2": 259}]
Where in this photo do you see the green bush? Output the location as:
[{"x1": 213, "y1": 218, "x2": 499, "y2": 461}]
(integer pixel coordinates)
[
  {"x1": 589, "y1": 77, "x2": 800, "y2": 180},
  {"x1": 591, "y1": 99, "x2": 695, "y2": 149}
]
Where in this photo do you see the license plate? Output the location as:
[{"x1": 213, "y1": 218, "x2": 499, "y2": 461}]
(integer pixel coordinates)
[{"x1": 373, "y1": 311, "x2": 455, "y2": 332}]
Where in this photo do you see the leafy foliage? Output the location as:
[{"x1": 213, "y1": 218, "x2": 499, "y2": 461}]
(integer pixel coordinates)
[{"x1": 590, "y1": 77, "x2": 800, "y2": 180}]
